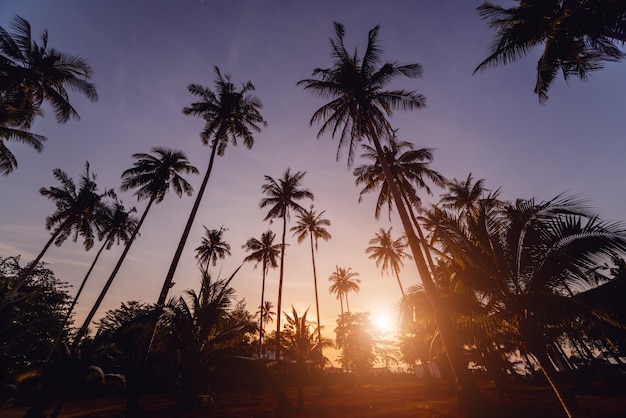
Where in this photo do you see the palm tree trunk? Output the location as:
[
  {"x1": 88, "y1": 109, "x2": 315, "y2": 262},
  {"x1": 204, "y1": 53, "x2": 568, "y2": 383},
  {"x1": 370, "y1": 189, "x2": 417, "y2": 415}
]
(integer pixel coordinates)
[
  {"x1": 48, "y1": 238, "x2": 109, "y2": 360},
  {"x1": 366, "y1": 122, "x2": 491, "y2": 417},
  {"x1": 72, "y1": 197, "x2": 154, "y2": 347},
  {"x1": 275, "y1": 213, "x2": 287, "y2": 360},
  {"x1": 157, "y1": 144, "x2": 218, "y2": 306},
  {"x1": 345, "y1": 293, "x2": 350, "y2": 313},
  {"x1": 309, "y1": 234, "x2": 323, "y2": 351},
  {"x1": 393, "y1": 269, "x2": 405, "y2": 297},
  {"x1": 9, "y1": 223, "x2": 66, "y2": 297},
  {"x1": 258, "y1": 264, "x2": 267, "y2": 357}
]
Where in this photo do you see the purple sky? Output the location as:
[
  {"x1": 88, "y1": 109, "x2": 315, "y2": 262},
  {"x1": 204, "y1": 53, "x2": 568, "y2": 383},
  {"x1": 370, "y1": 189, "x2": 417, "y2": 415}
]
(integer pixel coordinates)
[{"x1": 2, "y1": 0, "x2": 625, "y2": 351}]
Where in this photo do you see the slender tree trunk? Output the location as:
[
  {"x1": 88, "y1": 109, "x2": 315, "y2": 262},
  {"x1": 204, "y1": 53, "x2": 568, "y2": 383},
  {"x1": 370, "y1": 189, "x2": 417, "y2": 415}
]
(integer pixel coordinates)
[
  {"x1": 275, "y1": 213, "x2": 287, "y2": 360},
  {"x1": 157, "y1": 145, "x2": 217, "y2": 307},
  {"x1": 309, "y1": 235, "x2": 323, "y2": 352},
  {"x1": 393, "y1": 269, "x2": 405, "y2": 297},
  {"x1": 345, "y1": 293, "x2": 350, "y2": 313},
  {"x1": 48, "y1": 238, "x2": 108, "y2": 360},
  {"x1": 258, "y1": 264, "x2": 267, "y2": 357},
  {"x1": 72, "y1": 198, "x2": 154, "y2": 347},
  {"x1": 367, "y1": 123, "x2": 491, "y2": 417},
  {"x1": 10, "y1": 224, "x2": 66, "y2": 297}
]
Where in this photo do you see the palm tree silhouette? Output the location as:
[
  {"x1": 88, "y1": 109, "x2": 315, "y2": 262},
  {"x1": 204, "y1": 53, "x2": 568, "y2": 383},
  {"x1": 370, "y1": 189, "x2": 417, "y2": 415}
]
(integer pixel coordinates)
[
  {"x1": 195, "y1": 226, "x2": 231, "y2": 273},
  {"x1": 290, "y1": 206, "x2": 331, "y2": 353},
  {"x1": 0, "y1": 15, "x2": 98, "y2": 174},
  {"x1": 328, "y1": 266, "x2": 361, "y2": 316},
  {"x1": 10, "y1": 162, "x2": 110, "y2": 296},
  {"x1": 156, "y1": 67, "x2": 266, "y2": 308},
  {"x1": 474, "y1": 1, "x2": 626, "y2": 102},
  {"x1": 243, "y1": 230, "x2": 281, "y2": 356},
  {"x1": 260, "y1": 168, "x2": 313, "y2": 359},
  {"x1": 366, "y1": 227, "x2": 410, "y2": 297},
  {"x1": 299, "y1": 22, "x2": 490, "y2": 415},
  {"x1": 72, "y1": 147, "x2": 197, "y2": 346}
]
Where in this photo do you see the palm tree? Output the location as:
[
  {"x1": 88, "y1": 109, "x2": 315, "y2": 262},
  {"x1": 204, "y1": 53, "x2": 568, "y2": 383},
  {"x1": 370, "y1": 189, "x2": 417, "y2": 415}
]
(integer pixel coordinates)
[
  {"x1": 0, "y1": 15, "x2": 98, "y2": 173},
  {"x1": 290, "y1": 206, "x2": 331, "y2": 351},
  {"x1": 72, "y1": 147, "x2": 197, "y2": 346},
  {"x1": 260, "y1": 168, "x2": 313, "y2": 359},
  {"x1": 439, "y1": 173, "x2": 487, "y2": 215},
  {"x1": 51, "y1": 198, "x2": 138, "y2": 358},
  {"x1": 328, "y1": 266, "x2": 361, "y2": 316},
  {"x1": 195, "y1": 226, "x2": 231, "y2": 273},
  {"x1": 366, "y1": 227, "x2": 410, "y2": 297},
  {"x1": 299, "y1": 22, "x2": 490, "y2": 415},
  {"x1": 10, "y1": 162, "x2": 110, "y2": 297},
  {"x1": 156, "y1": 67, "x2": 266, "y2": 308},
  {"x1": 242, "y1": 230, "x2": 281, "y2": 356},
  {"x1": 474, "y1": 1, "x2": 626, "y2": 102}
]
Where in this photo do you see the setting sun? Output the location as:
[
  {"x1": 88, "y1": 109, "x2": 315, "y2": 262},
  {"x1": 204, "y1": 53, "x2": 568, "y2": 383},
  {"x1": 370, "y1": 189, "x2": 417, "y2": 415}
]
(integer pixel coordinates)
[{"x1": 372, "y1": 311, "x2": 395, "y2": 334}]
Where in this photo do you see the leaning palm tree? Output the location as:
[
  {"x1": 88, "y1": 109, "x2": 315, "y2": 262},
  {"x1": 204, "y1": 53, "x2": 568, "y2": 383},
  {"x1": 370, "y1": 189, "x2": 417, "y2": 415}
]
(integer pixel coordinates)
[
  {"x1": 328, "y1": 266, "x2": 361, "y2": 316},
  {"x1": 290, "y1": 206, "x2": 331, "y2": 350},
  {"x1": 72, "y1": 147, "x2": 197, "y2": 346},
  {"x1": 10, "y1": 162, "x2": 110, "y2": 297},
  {"x1": 195, "y1": 226, "x2": 231, "y2": 273},
  {"x1": 366, "y1": 227, "x2": 410, "y2": 297},
  {"x1": 299, "y1": 22, "x2": 490, "y2": 415},
  {"x1": 474, "y1": 1, "x2": 626, "y2": 102},
  {"x1": 260, "y1": 168, "x2": 313, "y2": 359},
  {"x1": 0, "y1": 15, "x2": 98, "y2": 173},
  {"x1": 243, "y1": 230, "x2": 281, "y2": 356},
  {"x1": 156, "y1": 67, "x2": 266, "y2": 308}
]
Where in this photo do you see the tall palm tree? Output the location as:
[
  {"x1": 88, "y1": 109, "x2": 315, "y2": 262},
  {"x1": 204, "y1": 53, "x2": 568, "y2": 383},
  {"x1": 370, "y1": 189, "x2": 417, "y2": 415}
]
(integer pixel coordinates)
[
  {"x1": 328, "y1": 266, "x2": 361, "y2": 316},
  {"x1": 439, "y1": 173, "x2": 487, "y2": 215},
  {"x1": 72, "y1": 147, "x2": 197, "y2": 346},
  {"x1": 299, "y1": 22, "x2": 490, "y2": 415},
  {"x1": 290, "y1": 206, "x2": 331, "y2": 350},
  {"x1": 366, "y1": 227, "x2": 410, "y2": 297},
  {"x1": 474, "y1": 1, "x2": 626, "y2": 102},
  {"x1": 260, "y1": 168, "x2": 313, "y2": 359},
  {"x1": 0, "y1": 15, "x2": 98, "y2": 173},
  {"x1": 10, "y1": 162, "x2": 110, "y2": 297},
  {"x1": 195, "y1": 226, "x2": 231, "y2": 273},
  {"x1": 52, "y1": 197, "x2": 138, "y2": 357},
  {"x1": 156, "y1": 67, "x2": 266, "y2": 308},
  {"x1": 242, "y1": 230, "x2": 281, "y2": 356}
]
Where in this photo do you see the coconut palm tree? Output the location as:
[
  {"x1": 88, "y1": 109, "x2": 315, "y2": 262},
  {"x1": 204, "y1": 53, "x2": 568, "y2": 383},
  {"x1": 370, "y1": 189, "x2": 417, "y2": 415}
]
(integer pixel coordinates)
[
  {"x1": 328, "y1": 266, "x2": 361, "y2": 316},
  {"x1": 242, "y1": 230, "x2": 281, "y2": 356},
  {"x1": 299, "y1": 23, "x2": 490, "y2": 415},
  {"x1": 260, "y1": 168, "x2": 313, "y2": 359},
  {"x1": 10, "y1": 162, "x2": 110, "y2": 297},
  {"x1": 439, "y1": 173, "x2": 487, "y2": 216},
  {"x1": 155, "y1": 67, "x2": 266, "y2": 308},
  {"x1": 474, "y1": 0, "x2": 626, "y2": 102},
  {"x1": 195, "y1": 226, "x2": 231, "y2": 273},
  {"x1": 50, "y1": 198, "x2": 138, "y2": 358},
  {"x1": 72, "y1": 148, "x2": 197, "y2": 346},
  {"x1": 290, "y1": 206, "x2": 331, "y2": 350},
  {"x1": 0, "y1": 15, "x2": 98, "y2": 173},
  {"x1": 366, "y1": 227, "x2": 410, "y2": 297}
]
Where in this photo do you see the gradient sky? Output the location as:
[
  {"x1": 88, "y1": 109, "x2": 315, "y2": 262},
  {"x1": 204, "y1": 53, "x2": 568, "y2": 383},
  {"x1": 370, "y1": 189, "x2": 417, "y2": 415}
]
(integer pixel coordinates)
[{"x1": 2, "y1": 0, "x2": 625, "y2": 348}]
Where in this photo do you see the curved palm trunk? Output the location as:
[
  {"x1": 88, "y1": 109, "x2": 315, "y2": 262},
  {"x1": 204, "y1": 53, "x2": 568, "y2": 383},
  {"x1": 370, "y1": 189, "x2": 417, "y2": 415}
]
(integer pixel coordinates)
[
  {"x1": 72, "y1": 197, "x2": 154, "y2": 347},
  {"x1": 367, "y1": 124, "x2": 491, "y2": 417},
  {"x1": 48, "y1": 238, "x2": 109, "y2": 360},
  {"x1": 157, "y1": 145, "x2": 218, "y2": 306},
  {"x1": 275, "y1": 213, "x2": 287, "y2": 360},
  {"x1": 258, "y1": 263, "x2": 267, "y2": 357},
  {"x1": 9, "y1": 222, "x2": 67, "y2": 297},
  {"x1": 309, "y1": 234, "x2": 323, "y2": 350}
]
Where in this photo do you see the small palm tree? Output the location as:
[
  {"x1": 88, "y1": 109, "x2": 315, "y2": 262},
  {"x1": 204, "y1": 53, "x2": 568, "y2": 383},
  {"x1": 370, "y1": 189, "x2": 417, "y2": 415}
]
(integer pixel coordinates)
[
  {"x1": 243, "y1": 230, "x2": 281, "y2": 356},
  {"x1": 195, "y1": 226, "x2": 231, "y2": 273},
  {"x1": 439, "y1": 173, "x2": 487, "y2": 215},
  {"x1": 156, "y1": 67, "x2": 266, "y2": 308},
  {"x1": 290, "y1": 206, "x2": 331, "y2": 350},
  {"x1": 366, "y1": 227, "x2": 410, "y2": 297},
  {"x1": 72, "y1": 148, "x2": 197, "y2": 346},
  {"x1": 260, "y1": 168, "x2": 314, "y2": 359},
  {"x1": 10, "y1": 162, "x2": 110, "y2": 296},
  {"x1": 0, "y1": 15, "x2": 98, "y2": 173},
  {"x1": 328, "y1": 266, "x2": 361, "y2": 316}
]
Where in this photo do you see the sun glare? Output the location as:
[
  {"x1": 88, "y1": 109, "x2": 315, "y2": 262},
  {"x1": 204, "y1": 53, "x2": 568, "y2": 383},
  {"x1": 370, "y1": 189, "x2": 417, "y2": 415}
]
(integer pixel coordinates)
[{"x1": 372, "y1": 311, "x2": 394, "y2": 334}]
